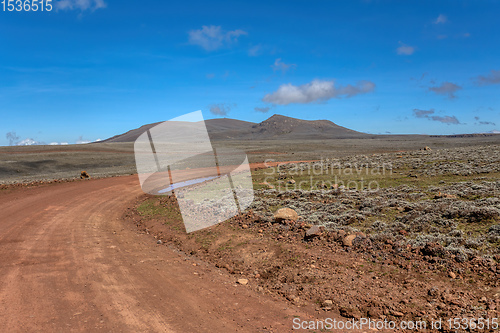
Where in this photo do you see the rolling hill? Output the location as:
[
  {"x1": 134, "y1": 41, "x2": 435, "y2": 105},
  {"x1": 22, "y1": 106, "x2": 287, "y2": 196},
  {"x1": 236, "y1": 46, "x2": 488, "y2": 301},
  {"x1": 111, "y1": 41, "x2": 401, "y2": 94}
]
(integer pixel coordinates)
[{"x1": 103, "y1": 114, "x2": 368, "y2": 143}]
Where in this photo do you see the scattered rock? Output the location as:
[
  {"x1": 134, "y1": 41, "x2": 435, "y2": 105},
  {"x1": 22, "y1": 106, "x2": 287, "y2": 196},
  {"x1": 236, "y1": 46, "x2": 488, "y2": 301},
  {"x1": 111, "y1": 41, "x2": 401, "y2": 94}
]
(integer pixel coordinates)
[
  {"x1": 367, "y1": 307, "x2": 382, "y2": 318},
  {"x1": 339, "y1": 307, "x2": 361, "y2": 319},
  {"x1": 323, "y1": 300, "x2": 333, "y2": 306},
  {"x1": 80, "y1": 171, "x2": 90, "y2": 179},
  {"x1": 434, "y1": 192, "x2": 458, "y2": 199},
  {"x1": 157, "y1": 240, "x2": 162, "y2": 245},
  {"x1": 343, "y1": 234, "x2": 357, "y2": 247},
  {"x1": 305, "y1": 225, "x2": 324, "y2": 239},
  {"x1": 428, "y1": 287, "x2": 440, "y2": 297},
  {"x1": 261, "y1": 181, "x2": 275, "y2": 189},
  {"x1": 421, "y1": 242, "x2": 445, "y2": 257},
  {"x1": 274, "y1": 208, "x2": 298, "y2": 223},
  {"x1": 237, "y1": 279, "x2": 248, "y2": 285},
  {"x1": 449, "y1": 299, "x2": 463, "y2": 307},
  {"x1": 224, "y1": 264, "x2": 235, "y2": 274},
  {"x1": 355, "y1": 231, "x2": 366, "y2": 239},
  {"x1": 392, "y1": 311, "x2": 404, "y2": 317},
  {"x1": 287, "y1": 179, "x2": 296, "y2": 185},
  {"x1": 335, "y1": 230, "x2": 347, "y2": 240},
  {"x1": 448, "y1": 271, "x2": 456, "y2": 279}
]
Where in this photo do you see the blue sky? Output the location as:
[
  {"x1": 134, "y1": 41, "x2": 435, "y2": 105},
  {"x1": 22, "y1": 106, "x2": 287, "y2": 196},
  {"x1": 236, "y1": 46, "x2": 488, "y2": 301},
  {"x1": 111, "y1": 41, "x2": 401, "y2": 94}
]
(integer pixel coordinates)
[{"x1": 1, "y1": 0, "x2": 499, "y2": 146}]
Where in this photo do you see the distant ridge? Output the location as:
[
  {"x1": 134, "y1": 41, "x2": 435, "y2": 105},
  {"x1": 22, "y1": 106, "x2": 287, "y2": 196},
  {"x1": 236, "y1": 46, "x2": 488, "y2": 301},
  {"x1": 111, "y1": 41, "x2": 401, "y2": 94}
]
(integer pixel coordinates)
[
  {"x1": 102, "y1": 114, "x2": 369, "y2": 143},
  {"x1": 429, "y1": 133, "x2": 500, "y2": 138}
]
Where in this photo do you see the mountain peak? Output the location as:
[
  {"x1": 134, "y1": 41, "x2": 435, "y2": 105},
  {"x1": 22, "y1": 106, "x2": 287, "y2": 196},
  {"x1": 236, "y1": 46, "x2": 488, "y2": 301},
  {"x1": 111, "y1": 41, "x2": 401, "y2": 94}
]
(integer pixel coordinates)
[
  {"x1": 265, "y1": 114, "x2": 298, "y2": 121},
  {"x1": 103, "y1": 114, "x2": 368, "y2": 142}
]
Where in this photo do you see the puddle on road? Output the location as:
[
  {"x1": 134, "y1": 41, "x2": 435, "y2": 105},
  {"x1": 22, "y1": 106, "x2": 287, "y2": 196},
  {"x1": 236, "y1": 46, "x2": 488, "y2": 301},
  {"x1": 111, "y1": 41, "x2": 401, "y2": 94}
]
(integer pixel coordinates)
[{"x1": 158, "y1": 176, "x2": 218, "y2": 194}]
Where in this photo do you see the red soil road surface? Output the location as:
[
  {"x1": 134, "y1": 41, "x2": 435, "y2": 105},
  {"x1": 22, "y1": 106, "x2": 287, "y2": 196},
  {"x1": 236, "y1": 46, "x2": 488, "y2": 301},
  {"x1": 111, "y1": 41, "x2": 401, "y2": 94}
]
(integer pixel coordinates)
[{"x1": 0, "y1": 175, "x2": 354, "y2": 332}]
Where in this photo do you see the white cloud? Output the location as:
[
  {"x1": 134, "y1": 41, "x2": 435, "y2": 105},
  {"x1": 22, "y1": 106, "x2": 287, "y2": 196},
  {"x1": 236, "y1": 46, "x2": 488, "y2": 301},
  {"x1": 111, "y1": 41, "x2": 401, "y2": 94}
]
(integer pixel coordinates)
[
  {"x1": 430, "y1": 115, "x2": 461, "y2": 124},
  {"x1": 6, "y1": 132, "x2": 101, "y2": 146},
  {"x1": 254, "y1": 106, "x2": 271, "y2": 113},
  {"x1": 208, "y1": 103, "x2": 235, "y2": 116},
  {"x1": 475, "y1": 70, "x2": 500, "y2": 85},
  {"x1": 188, "y1": 25, "x2": 247, "y2": 51},
  {"x1": 413, "y1": 109, "x2": 435, "y2": 118},
  {"x1": 6, "y1": 132, "x2": 46, "y2": 146},
  {"x1": 262, "y1": 79, "x2": 375, "y2": 105},
  {"x1": 16, "y1": 138, "x2": 44, "y2": 146},
  {"x1": 248, "y1": 44, "x2": 263, "y2": 57},
  {"x1": 428, "y1": 82, "x2": 462, "y2": 99},
  {"x1": 475, "y1": 116, "x2": 496, "y2": 126},
  {"x1": 413, "y1": 109, "x2": 461, "y2": 125},
  {"x1": 434, "y1": 14, "x2": 448, "y2": 24},
  {"x1": 56, "y1": 0, "x2": 107, "y2": 11},
  {"x1": 397, "y1": 42, "x2": 415, "y2": 55},
  {"x1": 271, "y1": 58, "x2": 296, "y2": 74}
]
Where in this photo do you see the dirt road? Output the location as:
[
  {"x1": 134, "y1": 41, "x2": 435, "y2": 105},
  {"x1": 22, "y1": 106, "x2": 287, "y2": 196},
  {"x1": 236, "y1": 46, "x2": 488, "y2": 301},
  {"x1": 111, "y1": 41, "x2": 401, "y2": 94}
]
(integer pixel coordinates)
[{"x1": 0, "y1": 175, "x2": 345, "y2": 332}]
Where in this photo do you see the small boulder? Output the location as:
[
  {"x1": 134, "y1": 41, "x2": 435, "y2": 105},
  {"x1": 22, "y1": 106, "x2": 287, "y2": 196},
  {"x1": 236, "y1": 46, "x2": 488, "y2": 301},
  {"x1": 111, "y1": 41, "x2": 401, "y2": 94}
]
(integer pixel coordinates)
[
  {"x1": 237, "y1": 279, "x2": 248, "y2": 285},
  {"x1": 422, "y1": 242, "x2": 445, "y2": 257},
  {"x1": 343, "y1": 234, "x2": 357, "y2": 247},
  {"x1": 305, "y1": 225, "x2": 324, "y2": 239},
  {"x1": 336, "y1": 230, "x2": 347, "y2": 239},
  {"x1": 274, "y1": 208, "x2": 298, "y2": 223},
  {"x1": 392, "y1": 311, "x2": 404, "y2": 317},
  {"x1": 322, "y1": 300, "x2": 333, "y2": 307},
  {"x1": 80, "y1": 171, "x2": 90, "y2": 179}
]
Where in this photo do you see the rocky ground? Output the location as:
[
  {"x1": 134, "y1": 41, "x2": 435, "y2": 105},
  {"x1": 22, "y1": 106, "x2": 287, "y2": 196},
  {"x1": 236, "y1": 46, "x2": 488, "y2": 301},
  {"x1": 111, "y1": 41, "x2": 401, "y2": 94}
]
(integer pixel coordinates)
[
  {"x1": 251, "y1": 145, "x2": 500, "y2": 261},
  {"x1": 128, "y1": 144, "x2": 500, "y2": 332}
]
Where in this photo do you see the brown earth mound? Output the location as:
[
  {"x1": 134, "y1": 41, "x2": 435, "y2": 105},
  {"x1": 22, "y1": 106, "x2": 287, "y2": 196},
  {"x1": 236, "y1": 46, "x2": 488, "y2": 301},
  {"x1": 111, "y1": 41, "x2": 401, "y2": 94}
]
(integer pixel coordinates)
[{"x1": 127, "y1": 194, "x2": 500, "y2": 332}]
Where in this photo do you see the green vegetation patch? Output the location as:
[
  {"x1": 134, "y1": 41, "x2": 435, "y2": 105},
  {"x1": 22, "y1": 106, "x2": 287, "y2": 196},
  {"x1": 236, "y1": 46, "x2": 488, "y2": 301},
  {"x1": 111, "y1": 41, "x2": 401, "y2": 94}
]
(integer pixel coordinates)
[{"x1": 137, "y1": 198, "x2": 170, "y2": 217}]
